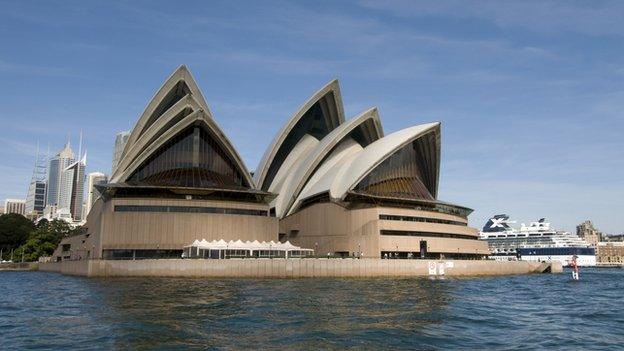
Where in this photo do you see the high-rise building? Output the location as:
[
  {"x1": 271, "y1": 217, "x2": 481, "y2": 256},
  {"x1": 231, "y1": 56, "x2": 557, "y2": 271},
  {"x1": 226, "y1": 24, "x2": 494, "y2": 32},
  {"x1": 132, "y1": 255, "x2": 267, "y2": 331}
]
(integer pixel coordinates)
[
  {"x1": 85, "y1": 172, "x2": 108, "y2": 216},
  {"x1": 59, "y1": 152, "x2": 87, "y2": 221},
  {"x1": 112, "y1": 131, "x2": 130, "y2": 175},
  {"x1": 4, "y1": 199, "x2": 26, "y2": 216},
  {"x1": 25, "y1": 181, "x2": 46, "y2": 217},
  {"x1": 25, "y1": 144, "x2": 48, "y2": 216},
  {"x1": 47, "y1": 141, "x2": 75, "y2": 206},
  {"x1": 576, "y1": 220, "x2": 602, "y2": 246}
]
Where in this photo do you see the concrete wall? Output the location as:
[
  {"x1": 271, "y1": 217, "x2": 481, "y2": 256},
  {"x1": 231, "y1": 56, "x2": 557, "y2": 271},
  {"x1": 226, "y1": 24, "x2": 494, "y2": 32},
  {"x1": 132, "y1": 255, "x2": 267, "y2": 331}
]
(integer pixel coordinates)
[
  {"x1": 101, "y1": 198, "x2": 277, "y2": 250},
  {"x1": 39, "y1": 259, "x2": 560, "y2": 278},
  {"x1": 51, "y1": 197, "x2": 279, "y2": 261},
  {"x1": 39, "y1": 260, "x2": 91, "y2": 276},
  {"x1": 279, "y1": 202, "x2": 490, "y2": 257}
]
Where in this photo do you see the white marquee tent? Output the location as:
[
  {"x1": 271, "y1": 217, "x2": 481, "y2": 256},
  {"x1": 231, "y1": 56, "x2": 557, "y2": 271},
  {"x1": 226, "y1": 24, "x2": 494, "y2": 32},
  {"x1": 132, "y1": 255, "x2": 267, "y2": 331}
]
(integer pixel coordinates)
[{"x1": 183, "y1": 239, "x2": 314, "y2": 259}]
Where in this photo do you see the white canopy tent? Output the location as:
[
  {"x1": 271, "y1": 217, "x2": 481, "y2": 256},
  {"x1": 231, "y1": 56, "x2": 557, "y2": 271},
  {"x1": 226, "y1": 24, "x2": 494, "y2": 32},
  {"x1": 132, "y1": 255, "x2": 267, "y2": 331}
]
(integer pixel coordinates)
[{"x1": 183, "y1": 239, "x2": 314, "y2": 259}]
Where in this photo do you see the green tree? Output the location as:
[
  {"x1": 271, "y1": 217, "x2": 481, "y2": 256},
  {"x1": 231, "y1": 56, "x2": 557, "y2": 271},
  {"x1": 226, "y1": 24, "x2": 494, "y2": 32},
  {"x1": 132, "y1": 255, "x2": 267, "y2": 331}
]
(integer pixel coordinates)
[
  {"x1": 0, "y1": 213, "x2": 35, "y2": 259},
  {"x1": 13, "y1": 220, "x2": 79, "y2": 262}
]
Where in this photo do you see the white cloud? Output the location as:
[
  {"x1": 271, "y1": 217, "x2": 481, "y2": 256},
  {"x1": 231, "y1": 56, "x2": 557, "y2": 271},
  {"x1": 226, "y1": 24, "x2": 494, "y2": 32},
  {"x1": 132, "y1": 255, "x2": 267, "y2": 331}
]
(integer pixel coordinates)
[{"x1": 358, "y1": 0, "x2": 624, "y2": 36}]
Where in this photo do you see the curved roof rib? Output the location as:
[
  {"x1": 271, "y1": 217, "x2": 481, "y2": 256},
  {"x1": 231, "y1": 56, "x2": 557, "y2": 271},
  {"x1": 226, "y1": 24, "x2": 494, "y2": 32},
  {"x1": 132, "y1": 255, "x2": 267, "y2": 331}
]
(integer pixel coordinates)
[
  {"x1": 112, "y1": 66, "x2": 254, "y2": 187},
  {"x1": 111, "y1": 94, "x2": 202, "y2": 181},
  {"x1": 333, "y1": 122, "x2": 441, "y2": 200},
  {"x1": 116, "y1": 109, "x2": 253, "y2": 189},
  {"x1": 122, "y1": 65, "x2": 211, "y2": 161},
  {"x1": 277, "y1": 107, "x2": 384, "y2": 218},
  {"x1": 254, "y1": 79, "x2": 345, "y2": 191}
]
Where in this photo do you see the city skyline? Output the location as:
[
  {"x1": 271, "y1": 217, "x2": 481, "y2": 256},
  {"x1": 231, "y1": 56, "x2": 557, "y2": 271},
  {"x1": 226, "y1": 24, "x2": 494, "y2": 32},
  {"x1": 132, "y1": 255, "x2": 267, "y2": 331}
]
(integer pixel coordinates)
[{"x1": 0, "y1": 1, "x2": 622, "y2": 233}]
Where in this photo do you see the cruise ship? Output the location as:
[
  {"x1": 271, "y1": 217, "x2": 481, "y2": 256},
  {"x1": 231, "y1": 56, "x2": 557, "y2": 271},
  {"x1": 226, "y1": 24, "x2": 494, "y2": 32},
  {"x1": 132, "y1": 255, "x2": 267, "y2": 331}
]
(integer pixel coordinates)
[{"x1": 479, "y1": 215, "x2": 596, "y2": 267}]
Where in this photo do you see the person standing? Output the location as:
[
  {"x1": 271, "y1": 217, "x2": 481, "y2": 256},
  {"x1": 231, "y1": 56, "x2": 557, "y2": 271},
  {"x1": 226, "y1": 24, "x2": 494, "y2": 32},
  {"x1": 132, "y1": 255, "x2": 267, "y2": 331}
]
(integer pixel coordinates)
[{"x1": 570, "y1": 255, "x2": 580, "y2": 280}]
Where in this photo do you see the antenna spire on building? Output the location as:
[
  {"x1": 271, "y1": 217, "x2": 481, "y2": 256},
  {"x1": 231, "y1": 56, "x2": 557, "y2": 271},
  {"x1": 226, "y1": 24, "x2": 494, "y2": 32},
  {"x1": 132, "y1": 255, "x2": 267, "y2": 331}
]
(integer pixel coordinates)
[{"x1": 78, "y1": 130, "x2": 83, "y2": 160}]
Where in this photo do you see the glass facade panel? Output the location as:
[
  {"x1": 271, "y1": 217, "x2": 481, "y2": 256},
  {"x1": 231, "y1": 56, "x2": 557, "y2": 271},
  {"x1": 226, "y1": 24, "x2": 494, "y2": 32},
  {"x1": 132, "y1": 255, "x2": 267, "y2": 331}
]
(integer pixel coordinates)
[
  {"x1": 380, "y1": 230, "x2": 477, "y2": 240},
  {"x1": 128, "y1": 125, "x2": 248, "y2": 189},
  {"x1": 353, "y1": 131, "x2": 437, "y2": 200},
  {"x1": 379, "y1": 214, "x2": 466, "y2": 226},
  {"x1": 114, "y1": 205, "x2": 268, "y2": 217}
]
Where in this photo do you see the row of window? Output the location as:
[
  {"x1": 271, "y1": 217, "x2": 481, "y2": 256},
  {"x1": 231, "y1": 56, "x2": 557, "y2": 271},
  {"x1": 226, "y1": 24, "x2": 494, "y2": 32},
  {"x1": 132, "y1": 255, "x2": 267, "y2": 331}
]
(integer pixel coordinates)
[
  {"x1": 517, "y1": 247, "x2": 596, "y2": 256},
  {"x1": 380, "y1": 230, "x2": 477, "y2": 240},
  {"x1": 114, "y1": 205, "x2": 268, "y2": 217},
  {"x1": 379, "y1": 214, "x2": 466, "y2": 226},
  {"x1": 103, "y1": 249, "x2": 183, "y2": 260}
]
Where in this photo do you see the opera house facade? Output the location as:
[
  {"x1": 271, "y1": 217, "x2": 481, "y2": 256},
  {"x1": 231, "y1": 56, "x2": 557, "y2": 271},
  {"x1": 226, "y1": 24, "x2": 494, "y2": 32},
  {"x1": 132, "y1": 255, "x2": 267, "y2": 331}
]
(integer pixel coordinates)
[{"x1": 52, "y1": 66, "x2": 489, "y2": 261}]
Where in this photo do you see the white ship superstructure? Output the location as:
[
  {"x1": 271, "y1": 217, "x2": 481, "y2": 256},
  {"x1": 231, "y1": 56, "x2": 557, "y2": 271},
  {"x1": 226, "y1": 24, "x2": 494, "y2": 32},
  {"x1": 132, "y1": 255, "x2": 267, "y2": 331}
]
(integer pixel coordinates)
[{"x1": 479, "y1": 215, "x2": 596, "y2": 267}]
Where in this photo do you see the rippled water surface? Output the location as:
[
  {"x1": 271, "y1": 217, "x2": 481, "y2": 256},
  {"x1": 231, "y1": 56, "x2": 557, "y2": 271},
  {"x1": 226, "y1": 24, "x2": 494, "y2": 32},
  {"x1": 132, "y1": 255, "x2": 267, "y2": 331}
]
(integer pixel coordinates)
[{"x1": 1, "y1": 268, "x2": 623, "y2": 350}]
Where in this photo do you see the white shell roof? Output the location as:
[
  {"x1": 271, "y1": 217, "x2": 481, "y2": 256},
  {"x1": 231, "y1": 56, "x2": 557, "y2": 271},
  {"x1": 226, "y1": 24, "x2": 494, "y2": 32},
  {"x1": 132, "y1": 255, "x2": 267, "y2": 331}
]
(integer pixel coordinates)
[
  {"x1": 111, "y1": 65, "x2": 254, "y2": 187},
  {"x1": 331, "y1": 122, "x2": 441, "y2": 200},
  {"x1": 283, "y1": 122, "x2": 441, "y2": 217},
  {"x1": 273, "y1": 107, "x2": 383, "y2": 218},
  {"x1": 253, "y1": 79, "x2": 344, "y2": 190}
]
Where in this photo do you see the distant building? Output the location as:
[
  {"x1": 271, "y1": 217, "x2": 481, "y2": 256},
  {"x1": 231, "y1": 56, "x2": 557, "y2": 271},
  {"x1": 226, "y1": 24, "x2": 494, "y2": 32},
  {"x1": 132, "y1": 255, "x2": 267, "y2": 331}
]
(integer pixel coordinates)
[
  {"x1": 604, "y1": 234, "x2": 624, "y2": 242},
  {"x1": 25, "y1": 180, "x2": 46, "y2": 217},
  {"x1": 39, "y1": 206, "x2": 74, "y2": 225},
  {"x1": 4, "y1": 199, "x2": 26, "y2": 216},
  {"x1": 0, "y1": 206, "x2": 4, "y2": 214},
  {"x1": 112, "y1": 131, "x2": 130, "y2": 174},
  {"x1": 58, "y1": 153, "x2": 86, "y2": 221},
  {"x1": 43, "y1": 205, "x2": 58, "y2": 218},
  {"x1": 85, "y1": 172, "x2": 108, "y2": 216},
  {"x1": 576, "y1": 220, "x2": 602, "y2": 246},
  {"x1": 596, "y1": 242, "x2": 624, "y2": 265},
  {"x1": 25, "y1": 145, "x2": 48, "y2": 216},
  {"x1": 47, "y1": 142, "x2": 75, "y2": 206}
]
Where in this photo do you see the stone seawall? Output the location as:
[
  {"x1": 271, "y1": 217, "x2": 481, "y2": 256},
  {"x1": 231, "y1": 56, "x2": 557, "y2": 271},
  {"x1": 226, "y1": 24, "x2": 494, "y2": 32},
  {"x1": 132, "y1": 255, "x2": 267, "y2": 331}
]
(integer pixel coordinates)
[
  {"x1": 39, "y1": 259, "x2": 562, "y2": 278},
  {"x1": 0, "y1": 262, "x2": 38, "y2": 271}
]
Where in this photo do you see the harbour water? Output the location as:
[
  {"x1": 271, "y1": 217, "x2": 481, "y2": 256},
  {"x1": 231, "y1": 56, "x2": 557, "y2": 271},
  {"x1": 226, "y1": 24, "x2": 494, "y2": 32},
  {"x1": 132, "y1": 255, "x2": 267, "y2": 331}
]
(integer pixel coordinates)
[{"x1": 1, "y1": 268, "x2": 622, "y2": 350}]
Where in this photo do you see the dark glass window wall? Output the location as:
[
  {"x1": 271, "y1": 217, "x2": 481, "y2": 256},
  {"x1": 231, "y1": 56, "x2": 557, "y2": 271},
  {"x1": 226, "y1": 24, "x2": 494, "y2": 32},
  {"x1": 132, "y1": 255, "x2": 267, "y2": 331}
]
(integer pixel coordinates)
[
  {"x1": 380, "y1": 230, "x2": 477, "y2": 240},
  {"x1": 114, "y1": 205, "x2": 268, "y2": 217},
  {"x1": 128, "y1": 125, "x2": 248, "y2": 189},
  {"x1": 353, "y1": 131, "x2": 438, "y2": 201}
]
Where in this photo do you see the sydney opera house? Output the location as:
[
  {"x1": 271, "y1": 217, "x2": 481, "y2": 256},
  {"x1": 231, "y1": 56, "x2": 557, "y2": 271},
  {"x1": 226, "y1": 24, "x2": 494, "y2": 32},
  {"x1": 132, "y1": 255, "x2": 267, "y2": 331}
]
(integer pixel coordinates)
[{"x1": 51, "y1": 66, "x2": 489, "y2": 262}]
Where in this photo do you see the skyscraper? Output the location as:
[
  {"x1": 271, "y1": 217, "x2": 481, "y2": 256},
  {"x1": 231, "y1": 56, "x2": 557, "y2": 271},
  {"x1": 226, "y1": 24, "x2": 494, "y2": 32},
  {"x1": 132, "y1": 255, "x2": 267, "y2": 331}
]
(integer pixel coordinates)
[
  {"x1": 58, "y1": 152, "x2": 87, "y2": 221},
  {"x1": 85, "y1": 172, "x2": 108, "y2": 216},
  {"x1": 25, "y1": 144, "x2": 48, "y2": 216},
  {"x1": 47, "y1": 141, "x2": 75, "y2": 206},
  {"x1": 112, "y1": 131, "x2": 130, "y2": 174}
]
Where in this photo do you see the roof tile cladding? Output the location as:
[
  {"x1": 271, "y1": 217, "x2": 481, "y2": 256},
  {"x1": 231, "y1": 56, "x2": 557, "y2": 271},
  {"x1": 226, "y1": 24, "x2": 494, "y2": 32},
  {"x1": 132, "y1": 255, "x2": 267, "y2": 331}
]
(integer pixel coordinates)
[
  {"x1": 111, "y1": 65, "x2": 254, "y2": 189},
  {"x1": 112, "y1": 66, "x2": 442, "y2": 213},
  {"x1": 258, "y1": 79, "x2": 442, "y2": 218},
  {"x1": 253, "y1": 79, "x2": 345, "y2": 191},
  {"x1": 260, "y1": 91, "x2": 342, "y2": 191}
]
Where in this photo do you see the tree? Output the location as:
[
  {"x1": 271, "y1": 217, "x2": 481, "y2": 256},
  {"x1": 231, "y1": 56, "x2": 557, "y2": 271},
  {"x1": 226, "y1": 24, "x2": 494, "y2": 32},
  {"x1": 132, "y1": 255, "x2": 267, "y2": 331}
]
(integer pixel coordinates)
[
  {"x1": 0, "y1": 213, "x2": 35, "y2": 259},
  {"x1": 13, "y1": 220, "x2": 79, "y2": 262}
]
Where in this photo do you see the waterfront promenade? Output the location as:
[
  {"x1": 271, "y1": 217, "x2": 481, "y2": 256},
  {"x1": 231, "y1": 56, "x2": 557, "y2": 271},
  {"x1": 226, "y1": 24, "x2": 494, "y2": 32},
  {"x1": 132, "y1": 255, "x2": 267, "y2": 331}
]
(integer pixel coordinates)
[{"x1": 39, "y1": 258, "x2": 561, "y2": 278}]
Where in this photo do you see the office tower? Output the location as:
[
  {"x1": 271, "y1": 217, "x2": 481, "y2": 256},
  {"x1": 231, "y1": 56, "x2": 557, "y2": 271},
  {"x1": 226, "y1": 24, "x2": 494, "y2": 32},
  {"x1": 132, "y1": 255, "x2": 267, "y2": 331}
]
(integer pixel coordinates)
[
  {"x1": 85, "y1": 172, "x2": 108, "y2": 216},
  {"x1": 4, "y1": 199, "x2": 26, "y2": 216},
  {"x1": 47, "y1": 140, "x2": 75, "y2": 206},
  {"x1": 112, "y1": 131, "x2": 130, "y2": 174},
  {"x1": 25, "y1": 144, "x2": 48, "y2": 216},
  {"x1": 59, "y1": 152, "x2": 86, "y2": 221}
]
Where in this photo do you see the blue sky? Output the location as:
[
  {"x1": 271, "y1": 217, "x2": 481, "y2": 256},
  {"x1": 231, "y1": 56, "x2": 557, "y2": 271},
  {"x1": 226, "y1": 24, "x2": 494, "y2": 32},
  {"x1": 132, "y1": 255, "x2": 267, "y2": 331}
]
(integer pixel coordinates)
[{"x1": 0, "y1": 0, "x2": 622, "y2": 233}]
